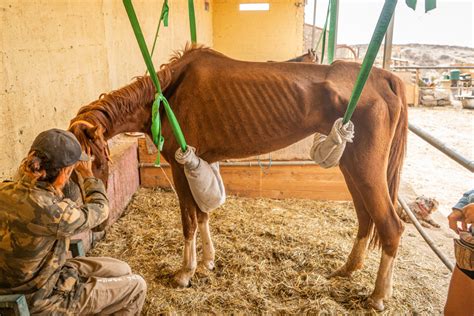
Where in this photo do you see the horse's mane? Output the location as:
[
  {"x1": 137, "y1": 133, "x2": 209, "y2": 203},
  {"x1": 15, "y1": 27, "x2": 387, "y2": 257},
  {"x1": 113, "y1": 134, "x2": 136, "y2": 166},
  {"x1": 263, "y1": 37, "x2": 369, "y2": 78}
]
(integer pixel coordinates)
[
  {"x1": 71, "y1": 43, "x2": 212, "y2": 130},
  {"x1": 159, "y1": 42, "x2": 217, "y2": 73},
  {"x1": 68, "y1": 43, "x2": 213, "y2": 166}
]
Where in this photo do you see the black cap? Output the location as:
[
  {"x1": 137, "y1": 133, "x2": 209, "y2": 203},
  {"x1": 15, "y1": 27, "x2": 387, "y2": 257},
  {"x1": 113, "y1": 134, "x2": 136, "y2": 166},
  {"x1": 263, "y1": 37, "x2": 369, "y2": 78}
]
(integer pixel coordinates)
[{"x1": 30, "y1": 129, "x2": 89, "y2": 169}]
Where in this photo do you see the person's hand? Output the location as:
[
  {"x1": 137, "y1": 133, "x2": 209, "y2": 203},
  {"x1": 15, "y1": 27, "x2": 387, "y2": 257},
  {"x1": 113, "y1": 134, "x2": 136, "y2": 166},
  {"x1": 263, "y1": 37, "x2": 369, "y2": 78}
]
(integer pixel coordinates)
[
  {"x1": 75, "y1": 151, "x2": 94, "y2": 178},
  {"x1": 462, "y1": 203, "x2": 474, "y2": 226},
  {"x1": 448, "y1": 209, "x2": 467, "y2": 234}
]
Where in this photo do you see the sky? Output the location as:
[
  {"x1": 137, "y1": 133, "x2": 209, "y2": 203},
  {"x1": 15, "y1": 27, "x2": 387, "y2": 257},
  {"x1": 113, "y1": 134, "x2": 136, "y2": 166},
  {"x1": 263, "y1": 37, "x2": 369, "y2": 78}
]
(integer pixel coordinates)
[{"x1": 304, "y1": 0, "x2": 474, "y2": 47}]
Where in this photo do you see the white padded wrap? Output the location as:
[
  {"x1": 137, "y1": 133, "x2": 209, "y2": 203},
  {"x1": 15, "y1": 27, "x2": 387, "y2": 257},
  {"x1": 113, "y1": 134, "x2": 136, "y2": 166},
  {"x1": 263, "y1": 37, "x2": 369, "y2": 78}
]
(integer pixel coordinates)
[
  {"x1": 175, "y1": 146, "x2": 226, "y2": 213},
  {"x1": 310, "y1": 118, "x2": 355, "y2": 168}
]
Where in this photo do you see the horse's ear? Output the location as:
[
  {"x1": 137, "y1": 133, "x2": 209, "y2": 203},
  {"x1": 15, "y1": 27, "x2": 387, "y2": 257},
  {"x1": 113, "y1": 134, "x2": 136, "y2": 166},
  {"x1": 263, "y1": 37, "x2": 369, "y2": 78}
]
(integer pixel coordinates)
[
  {"x1": 82, "y1": 124, "x2": 111, "y2": 162},
  {"x1": 85, "y1": 124, "x2": 104, "y2": 141}
]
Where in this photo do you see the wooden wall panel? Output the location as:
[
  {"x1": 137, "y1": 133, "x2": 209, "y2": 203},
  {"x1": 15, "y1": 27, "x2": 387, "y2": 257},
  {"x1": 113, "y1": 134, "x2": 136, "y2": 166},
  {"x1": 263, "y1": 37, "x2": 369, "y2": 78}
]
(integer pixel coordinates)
[{"x1": 138, "y1": 139, "x2": 351, "y2": 201}]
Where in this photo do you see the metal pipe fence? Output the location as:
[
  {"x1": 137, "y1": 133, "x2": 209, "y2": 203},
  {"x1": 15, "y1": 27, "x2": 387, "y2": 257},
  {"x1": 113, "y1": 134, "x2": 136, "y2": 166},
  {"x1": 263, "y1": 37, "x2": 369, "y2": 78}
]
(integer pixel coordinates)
[
  {"x1": 408, "y1": 123, "x2": 474, "y2": 172},
  {"x1": 398, "y1": 197, "x2": 454, "y2": 271}
]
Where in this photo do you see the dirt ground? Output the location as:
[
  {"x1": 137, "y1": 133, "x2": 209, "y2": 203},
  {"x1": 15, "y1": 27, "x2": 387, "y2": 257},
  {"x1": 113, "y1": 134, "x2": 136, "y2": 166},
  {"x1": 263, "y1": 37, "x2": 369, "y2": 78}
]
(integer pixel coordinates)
[{"x1": 403, "y1": 107, "x2": 473, "y2": 216}]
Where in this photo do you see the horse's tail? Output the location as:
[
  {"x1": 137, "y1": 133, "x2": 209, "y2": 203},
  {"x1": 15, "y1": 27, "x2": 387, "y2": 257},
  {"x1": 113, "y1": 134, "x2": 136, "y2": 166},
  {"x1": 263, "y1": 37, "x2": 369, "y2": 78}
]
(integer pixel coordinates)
[{"x1": 387, "y1": 75, "x2": 408, "y2": 207}]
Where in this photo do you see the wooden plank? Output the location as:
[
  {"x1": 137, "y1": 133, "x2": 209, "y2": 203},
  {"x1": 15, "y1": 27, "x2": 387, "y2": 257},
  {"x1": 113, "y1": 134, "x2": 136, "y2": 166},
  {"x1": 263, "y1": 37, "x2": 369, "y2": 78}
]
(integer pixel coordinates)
[
  {"x1": 138, "y1": 138, "x2": 351, "y2": 201},
  {"x1": 139, "y1": 165, "x2": 351, "y2": 201}
]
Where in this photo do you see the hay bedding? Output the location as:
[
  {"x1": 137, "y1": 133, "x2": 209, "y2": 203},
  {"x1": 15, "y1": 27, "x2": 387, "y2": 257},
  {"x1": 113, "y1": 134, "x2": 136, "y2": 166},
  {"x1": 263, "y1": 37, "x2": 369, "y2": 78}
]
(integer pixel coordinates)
[{"x1": 90, "y1": 188, "x2": 448, "y2": 314}]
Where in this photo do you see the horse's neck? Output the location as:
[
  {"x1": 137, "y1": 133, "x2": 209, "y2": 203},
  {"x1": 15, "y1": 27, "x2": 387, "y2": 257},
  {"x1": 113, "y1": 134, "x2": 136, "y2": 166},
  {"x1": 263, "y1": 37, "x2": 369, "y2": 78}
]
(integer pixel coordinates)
[
  {"x1": 103, "y1": 109, "x2": 151, "y2": 140},
  {"x1": 100, "y1": 80, "x2": 156, "y2": 139}
]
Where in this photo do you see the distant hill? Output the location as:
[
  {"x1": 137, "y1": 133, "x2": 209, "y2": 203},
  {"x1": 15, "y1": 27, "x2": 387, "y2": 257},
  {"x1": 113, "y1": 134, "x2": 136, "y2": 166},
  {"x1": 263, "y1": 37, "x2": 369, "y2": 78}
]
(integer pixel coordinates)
[
  {"x1": 352, "y1": 44, "x2": 474, "y2": 66},
  {"x1": 303, "y1": 24, "x2": 473, "y2": 67}
]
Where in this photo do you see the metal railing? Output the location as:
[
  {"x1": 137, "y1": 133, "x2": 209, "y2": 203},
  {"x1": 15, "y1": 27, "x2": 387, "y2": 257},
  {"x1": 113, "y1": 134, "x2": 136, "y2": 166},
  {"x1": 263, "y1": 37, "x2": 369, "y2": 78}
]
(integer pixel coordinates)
[
  {"x1": 398, "y1": 123, "x2": 473, "y2": 272},
  {"x1": 392, "y1": 66, "x2": 474, "y2": 70},
  {"x1": 408, "y1": 123, "x2": 474, "y2": 173}
]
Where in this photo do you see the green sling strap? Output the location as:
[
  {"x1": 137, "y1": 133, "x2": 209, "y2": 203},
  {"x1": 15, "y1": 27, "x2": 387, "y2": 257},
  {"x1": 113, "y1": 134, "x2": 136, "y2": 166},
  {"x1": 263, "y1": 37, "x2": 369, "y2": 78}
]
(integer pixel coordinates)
[
  {"x1": 327, "y1": 0, "x2": 338, "y2": 64},
  {"x1": 188, "y1": 0, "x2": 197, "y2": 43},
  {"x1": 123, "y1": 0, "x2": 187, "y2": 166},
  {"x1": 150, "y1": 0, "x2": 169, "y2": 61},
  {"x1": 342, "y1": 0, "x2": 398, "y2": 124},
  {"x1": 314, "y1": 0, "x2": 336, "y2": 65},
  {"x1": 406, "y1": 0, "x2": 436, "y2": 12},
  {"x1": 317, "y1": 1, "x2": 331, "y2": 64},
  {"x1": 342, "y1": 0, "x2": 436, "y2": 124}
]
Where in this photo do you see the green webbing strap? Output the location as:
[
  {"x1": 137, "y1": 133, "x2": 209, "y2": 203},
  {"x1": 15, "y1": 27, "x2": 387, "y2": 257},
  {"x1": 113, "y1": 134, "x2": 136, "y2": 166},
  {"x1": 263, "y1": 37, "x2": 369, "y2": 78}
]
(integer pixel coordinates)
[
  {"x1": 327, "y1": 0, "x2": 338, "y2": 64},
  {"x1": 342, "y1": 0, "x2": 398, "y2": 124},
  {"x1": 150, "y1": 0, "x2": 169, "y2": 59},
  {"x1": 406, "y1": 0, "x2": 436, "y2": 12},
  {"x1": 317, "y1": 1, "x2": 331, "y2": 64},
  {"x1": 188, "y1": 0, "x2": 197, "y2": 43},
  {"x1": 123, "y1": 0, "x2": 187, "y2": 165},
  {"x1": 146, "y1": 0, "x2": 169, "y2": 76}
]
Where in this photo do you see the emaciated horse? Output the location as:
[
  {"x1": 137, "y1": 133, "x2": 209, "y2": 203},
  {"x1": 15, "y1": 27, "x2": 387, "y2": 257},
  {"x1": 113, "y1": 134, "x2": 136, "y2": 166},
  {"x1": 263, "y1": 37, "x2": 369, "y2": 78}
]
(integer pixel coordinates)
[{"x1": 69, "y1": 45, "x2": 407, "y2": 311}]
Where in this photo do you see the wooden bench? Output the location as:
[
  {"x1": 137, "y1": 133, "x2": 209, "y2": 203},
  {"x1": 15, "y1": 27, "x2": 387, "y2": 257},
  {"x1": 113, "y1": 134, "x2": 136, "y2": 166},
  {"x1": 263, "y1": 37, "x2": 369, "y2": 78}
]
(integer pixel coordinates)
[{"x1": 0, "y1": 294, "x2": 29, "y2": 316}]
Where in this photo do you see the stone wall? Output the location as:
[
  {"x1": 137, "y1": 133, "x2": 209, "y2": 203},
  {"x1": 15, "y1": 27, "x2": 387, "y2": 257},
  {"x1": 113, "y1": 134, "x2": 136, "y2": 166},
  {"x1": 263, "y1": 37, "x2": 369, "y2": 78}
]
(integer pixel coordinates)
[{"x1": 419, "y1": 89, "x2": 451, "y2": 107}]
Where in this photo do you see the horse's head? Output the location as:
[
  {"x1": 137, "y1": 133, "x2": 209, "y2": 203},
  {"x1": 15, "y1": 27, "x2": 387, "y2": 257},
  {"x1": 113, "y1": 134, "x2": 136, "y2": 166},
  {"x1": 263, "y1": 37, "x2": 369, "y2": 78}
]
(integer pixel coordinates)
[
  {"x1": 304, "y1": 49, "x2": 319, "y2": 63},
  {"x1": 68, "y1": 120, "x2": 110, "y2": 186},
  {"x1": 285, "y1": 49, "x2": 319, "y2": 63}
]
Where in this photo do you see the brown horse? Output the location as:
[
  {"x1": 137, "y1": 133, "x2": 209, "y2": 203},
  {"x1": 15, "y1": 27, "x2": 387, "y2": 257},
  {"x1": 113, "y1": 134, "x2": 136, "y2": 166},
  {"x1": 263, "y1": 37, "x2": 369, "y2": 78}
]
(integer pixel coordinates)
[{"x1": 69, "y1": 45, "x2": 407, "y2": 311}]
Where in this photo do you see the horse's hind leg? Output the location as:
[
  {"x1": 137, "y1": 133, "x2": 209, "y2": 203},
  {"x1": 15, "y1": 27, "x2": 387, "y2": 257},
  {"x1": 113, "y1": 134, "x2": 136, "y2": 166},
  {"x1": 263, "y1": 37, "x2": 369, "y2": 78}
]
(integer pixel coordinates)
[
  {"x1": 330, "y1": 164, "x2": 372, "y2": 277},
  {"x1": 197, "y1": 210, "x2": 215, "y2": 270},
  {"x1": 343, "y1": 159, "x2": 404, "y2": 311},
  {"x1": 365, "y1": 187, "x2": 404, "y2": 311},
  {"x1": 170, "y1": 162, "x2": 198, "y2": 287}
]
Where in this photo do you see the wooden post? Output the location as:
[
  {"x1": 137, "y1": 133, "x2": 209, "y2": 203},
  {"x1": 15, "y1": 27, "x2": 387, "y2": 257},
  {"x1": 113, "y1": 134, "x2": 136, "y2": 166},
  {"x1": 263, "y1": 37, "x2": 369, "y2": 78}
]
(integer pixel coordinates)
[
  {"x1": 310, "y1": 0, "x2": 318, "y2": 50},
  {"x1": 382, "y1": 13, "x2": 395, "y2": 70},
  {"x1": 415, "y1": 68, "x2": 420, "y2": 106}
]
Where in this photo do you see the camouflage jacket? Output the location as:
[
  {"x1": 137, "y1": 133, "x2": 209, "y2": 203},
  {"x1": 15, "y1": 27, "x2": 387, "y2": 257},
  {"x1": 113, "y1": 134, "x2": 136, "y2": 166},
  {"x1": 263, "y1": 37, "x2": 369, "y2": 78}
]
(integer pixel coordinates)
[{"x1": 0, "y1": 174, "x2": 109, "y2": 309}]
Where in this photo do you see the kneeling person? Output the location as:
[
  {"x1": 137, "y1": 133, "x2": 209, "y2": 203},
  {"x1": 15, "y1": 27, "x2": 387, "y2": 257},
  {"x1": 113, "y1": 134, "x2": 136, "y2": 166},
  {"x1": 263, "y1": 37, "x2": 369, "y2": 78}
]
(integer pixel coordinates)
[{"x1": 0, "y1": 129, "x2": 146, "y2": 315}]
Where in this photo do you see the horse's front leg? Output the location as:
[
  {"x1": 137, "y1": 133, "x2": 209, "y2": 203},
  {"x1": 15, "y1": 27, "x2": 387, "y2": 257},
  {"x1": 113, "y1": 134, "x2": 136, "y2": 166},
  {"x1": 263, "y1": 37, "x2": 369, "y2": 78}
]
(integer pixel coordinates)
[
  {"x1": 197, "y1": 211, "x2": 215, "y2": 270},
  {"x1": 170, "y1": 163, "x2": 198, "y2": 287}
]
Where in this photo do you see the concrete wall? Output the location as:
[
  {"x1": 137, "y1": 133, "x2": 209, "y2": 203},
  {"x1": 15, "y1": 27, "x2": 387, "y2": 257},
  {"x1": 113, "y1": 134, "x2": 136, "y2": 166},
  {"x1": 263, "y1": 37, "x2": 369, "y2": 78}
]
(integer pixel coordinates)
[
  {"x1": 303, "y1": 23, "x2": 326, "y2": 52},
  {"x1": 213, "y1": 0, "x2": 304, "y2": 61},
  {"x1": 0, "y1": 0, "x2": 213, "y2": 180}
]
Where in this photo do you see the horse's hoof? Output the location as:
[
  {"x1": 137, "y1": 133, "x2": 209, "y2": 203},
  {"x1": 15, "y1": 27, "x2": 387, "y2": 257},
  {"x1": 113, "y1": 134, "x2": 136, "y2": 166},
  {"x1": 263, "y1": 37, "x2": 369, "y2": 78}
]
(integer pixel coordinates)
[
  {"x1": 174, "y1": 270, "x2": 193, "y2": 288},
  {"x1": 329, "y1": 266, "x2": 352, "y2": 278},
  {"x1": 365, "y1": 296, "x2": 385, "y2": 311},
  {"x1": 203, "y1": 259, "x2": 215, "y2": 271}
]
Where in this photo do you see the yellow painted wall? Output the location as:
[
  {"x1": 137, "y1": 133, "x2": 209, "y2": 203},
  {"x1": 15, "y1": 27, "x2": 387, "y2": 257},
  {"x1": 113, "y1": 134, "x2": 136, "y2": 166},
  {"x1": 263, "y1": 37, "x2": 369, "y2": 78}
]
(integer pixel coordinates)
[
  {"x1": 213, "y1": 0, "x2": 304, "y2": 61},
  {"x1": 0, "y1": 0, "x2": 213, "y2": 180}
]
